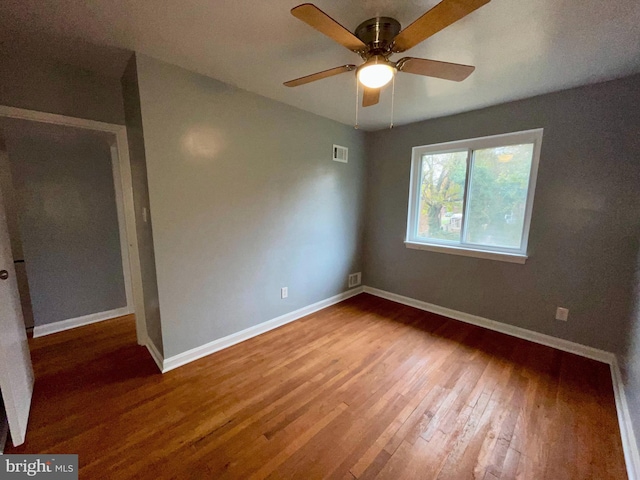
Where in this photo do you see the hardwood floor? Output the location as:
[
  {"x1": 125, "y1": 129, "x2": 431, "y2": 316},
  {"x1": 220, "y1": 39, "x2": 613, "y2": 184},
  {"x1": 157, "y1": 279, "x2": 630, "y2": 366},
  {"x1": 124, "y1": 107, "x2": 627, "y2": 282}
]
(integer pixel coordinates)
[{"x1": 6, "y1": 294, "x2": 627, "y2": 479}]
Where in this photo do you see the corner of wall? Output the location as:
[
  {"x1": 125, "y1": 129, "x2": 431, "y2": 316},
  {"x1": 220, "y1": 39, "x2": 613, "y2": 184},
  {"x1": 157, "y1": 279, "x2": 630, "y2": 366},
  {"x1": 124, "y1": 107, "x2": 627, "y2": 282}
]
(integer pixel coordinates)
[{"x1": 121, "y1": 53, "x2": 164, "y2": 356}]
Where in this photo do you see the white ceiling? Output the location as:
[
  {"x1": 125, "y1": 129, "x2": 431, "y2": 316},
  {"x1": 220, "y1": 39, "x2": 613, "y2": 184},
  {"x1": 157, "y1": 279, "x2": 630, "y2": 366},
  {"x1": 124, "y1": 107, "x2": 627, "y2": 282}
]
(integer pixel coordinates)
[{"x1": 1, "y1": 0, "x2": 639, "y2": 130}]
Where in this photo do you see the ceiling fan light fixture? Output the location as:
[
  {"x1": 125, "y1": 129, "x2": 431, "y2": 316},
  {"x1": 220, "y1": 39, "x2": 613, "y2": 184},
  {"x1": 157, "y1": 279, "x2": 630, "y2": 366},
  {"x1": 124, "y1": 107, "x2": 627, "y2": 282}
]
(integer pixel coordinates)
[{"x1": 357, "y1": 56, "x2": 396, "y2": 89}]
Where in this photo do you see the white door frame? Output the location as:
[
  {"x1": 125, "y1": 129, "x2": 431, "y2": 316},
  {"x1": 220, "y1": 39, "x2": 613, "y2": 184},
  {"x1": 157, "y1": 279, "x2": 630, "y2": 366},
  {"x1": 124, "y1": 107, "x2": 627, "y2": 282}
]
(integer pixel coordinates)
[
  {"x1": 0, "y1": 105, "x2": 148, "y2": 346},
  {"x1": 110, "y1": 144, "x2": 135, "y2": 314}
]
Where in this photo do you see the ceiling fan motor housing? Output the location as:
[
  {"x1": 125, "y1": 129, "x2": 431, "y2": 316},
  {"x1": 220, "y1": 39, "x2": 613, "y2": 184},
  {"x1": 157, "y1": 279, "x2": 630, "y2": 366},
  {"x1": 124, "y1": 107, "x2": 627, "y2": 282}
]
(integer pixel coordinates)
[{"x1": 355, "y1": 17, "x2": 401, "y2": 58}]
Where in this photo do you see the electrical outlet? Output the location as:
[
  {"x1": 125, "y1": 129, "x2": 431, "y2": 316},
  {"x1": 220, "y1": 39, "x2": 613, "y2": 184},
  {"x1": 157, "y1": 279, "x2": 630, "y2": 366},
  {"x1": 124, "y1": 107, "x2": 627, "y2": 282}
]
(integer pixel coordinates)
[
  {"x1": 281, "y1": 287, "x2": 288, "y2": 299},
  {"x1": 555, "y1": 307, "x2": 569, "y2": 321},
  {"x1": 348, "y1": 272, "x2": 361, "y2": 288}
]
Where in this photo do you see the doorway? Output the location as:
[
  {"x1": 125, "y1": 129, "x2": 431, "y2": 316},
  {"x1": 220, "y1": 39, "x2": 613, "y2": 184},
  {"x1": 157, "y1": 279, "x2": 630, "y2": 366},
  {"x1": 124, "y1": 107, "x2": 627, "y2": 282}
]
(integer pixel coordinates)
[{"x1": 0, "y1": 105, "x2": 147, "y2": 345}]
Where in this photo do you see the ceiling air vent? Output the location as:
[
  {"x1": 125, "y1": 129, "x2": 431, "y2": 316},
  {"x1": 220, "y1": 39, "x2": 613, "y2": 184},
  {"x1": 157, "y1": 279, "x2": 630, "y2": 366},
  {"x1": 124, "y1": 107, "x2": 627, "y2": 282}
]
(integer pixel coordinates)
[{"x1": 332, "y1": 144, "x2": 348, "y2": 163}]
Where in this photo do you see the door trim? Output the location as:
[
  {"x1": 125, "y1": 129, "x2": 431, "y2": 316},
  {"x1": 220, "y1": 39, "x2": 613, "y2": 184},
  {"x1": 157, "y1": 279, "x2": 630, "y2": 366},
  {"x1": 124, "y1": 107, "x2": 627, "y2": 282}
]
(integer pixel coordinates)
[
  {"x1": 110, "y1": 144, "x2": 134, "y2": 313},
  {"x1": 0, "y1": 105, "x2": 148, "y2": 346}
]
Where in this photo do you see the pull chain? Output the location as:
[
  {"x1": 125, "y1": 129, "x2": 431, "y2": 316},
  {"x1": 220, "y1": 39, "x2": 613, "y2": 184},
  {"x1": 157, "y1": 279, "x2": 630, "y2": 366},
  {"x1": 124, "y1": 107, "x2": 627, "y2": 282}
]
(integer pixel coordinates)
[
  {"x1": 355, "y1": 74, "x2": 360, "y2": 129},
  {"x1": 390, "y1": 75, "x2": 395, "y2": 129}
]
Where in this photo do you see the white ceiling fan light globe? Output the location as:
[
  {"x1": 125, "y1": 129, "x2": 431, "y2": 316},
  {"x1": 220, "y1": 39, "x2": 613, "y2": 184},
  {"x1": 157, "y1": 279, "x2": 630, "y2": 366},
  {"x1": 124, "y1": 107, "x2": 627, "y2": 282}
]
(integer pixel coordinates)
[
  {"x1": 358, "y1": 64, "x2": 394, "y2": 88},
  {"x1": 357, "y1": 56, "x2": 396, "y2": 89}
]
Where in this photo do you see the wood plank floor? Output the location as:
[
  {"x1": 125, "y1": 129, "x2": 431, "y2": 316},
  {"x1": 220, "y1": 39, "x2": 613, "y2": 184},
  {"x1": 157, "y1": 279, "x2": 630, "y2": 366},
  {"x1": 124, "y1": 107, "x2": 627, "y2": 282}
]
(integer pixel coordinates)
[{"x1": 6, "y1": 294, "x2": 627, "y2": 479}]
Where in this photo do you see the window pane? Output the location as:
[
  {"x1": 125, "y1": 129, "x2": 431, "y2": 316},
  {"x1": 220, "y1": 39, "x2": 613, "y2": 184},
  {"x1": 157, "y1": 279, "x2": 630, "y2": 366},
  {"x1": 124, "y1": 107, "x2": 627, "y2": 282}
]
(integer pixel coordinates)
[
  {"x1": 417, "y1": 151, "x2": 468, "y2": 242},
  {"x1": 464, "y1": 144, "x2": 534, "y2": 249}
]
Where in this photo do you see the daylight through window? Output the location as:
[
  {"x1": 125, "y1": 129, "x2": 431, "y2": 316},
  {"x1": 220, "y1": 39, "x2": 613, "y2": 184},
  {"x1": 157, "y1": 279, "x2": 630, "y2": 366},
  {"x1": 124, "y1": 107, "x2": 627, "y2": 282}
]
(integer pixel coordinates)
[{"x1": 405, "y1": 129, "x2": 543, "y2": 263}]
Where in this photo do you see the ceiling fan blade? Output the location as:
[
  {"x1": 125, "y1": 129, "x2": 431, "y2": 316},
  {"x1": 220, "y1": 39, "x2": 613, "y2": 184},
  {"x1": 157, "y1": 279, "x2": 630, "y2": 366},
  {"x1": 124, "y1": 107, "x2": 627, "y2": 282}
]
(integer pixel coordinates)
[
  {"x1": 392, "y1": 0, "x2": 491, "y2": 52},
  {"x1": 397, "y1": 57, "x2": 475, "y2": 81},
  {"x1": 362, "y1": 87, "x2": 380, "y2": 107},
  {"x1": 284, "y1": 64, "x2": 357, "y2": 87},
  {"x1": 291, "y1": 4, "x2": 367, "y2": 53}
]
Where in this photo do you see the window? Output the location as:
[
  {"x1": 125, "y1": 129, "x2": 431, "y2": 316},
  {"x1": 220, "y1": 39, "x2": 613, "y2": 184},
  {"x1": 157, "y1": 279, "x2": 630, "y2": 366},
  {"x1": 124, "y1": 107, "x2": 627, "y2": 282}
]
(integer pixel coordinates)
[{"x1": 405, "y1": 129, "x2": 543, "y2": 264}]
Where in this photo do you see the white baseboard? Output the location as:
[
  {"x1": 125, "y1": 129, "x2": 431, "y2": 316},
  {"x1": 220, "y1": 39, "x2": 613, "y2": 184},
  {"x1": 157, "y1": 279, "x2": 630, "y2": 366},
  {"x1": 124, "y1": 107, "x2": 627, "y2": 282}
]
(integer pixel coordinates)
[
  {"x1": 145, "y1": 339, "x2": 164, "y2": 373},
  {"x1": 161, "y1": 287, "x2": 364, "y2": 373},
  {"x1": 363, "y1": 285, "x2": 639, "y2": 479},
  {"x1": 611, "y1": 359, "x2": 640, "y2": 480},
  {"x1": 33, "y1": 306, "x2": 132, "y2": 338},
  {"x1": 363, "y1": 286, "x2": 615, "y2": 364}
]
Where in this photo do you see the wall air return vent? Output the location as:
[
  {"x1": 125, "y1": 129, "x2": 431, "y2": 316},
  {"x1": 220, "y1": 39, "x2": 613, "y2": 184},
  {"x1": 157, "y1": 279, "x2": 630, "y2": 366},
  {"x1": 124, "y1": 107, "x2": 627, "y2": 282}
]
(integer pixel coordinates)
[{"x1": 332, "y1": 144, "x2": 348, "y2": 163}]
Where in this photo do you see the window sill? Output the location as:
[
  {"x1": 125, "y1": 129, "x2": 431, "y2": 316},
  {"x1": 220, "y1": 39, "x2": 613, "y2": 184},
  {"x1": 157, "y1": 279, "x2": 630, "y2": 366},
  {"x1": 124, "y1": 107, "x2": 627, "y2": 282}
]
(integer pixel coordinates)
[{"x1": 404, "y1": 241, "x2": 528, "y2": 264}]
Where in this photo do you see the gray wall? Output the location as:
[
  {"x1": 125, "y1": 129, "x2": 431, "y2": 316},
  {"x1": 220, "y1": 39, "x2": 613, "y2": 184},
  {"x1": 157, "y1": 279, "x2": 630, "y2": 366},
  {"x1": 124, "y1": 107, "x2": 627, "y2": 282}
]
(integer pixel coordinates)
[
  {"x1": 623, "y1": 248, "x2": 640, "y2": 452},
  {"x1": 134, "y1": 54, "x2": 366, "y2": 358},
  {"x1": 0, "y1": 55, "x2": 125, "y2": 125},
  {"x1": 0, "y1": 141, "x2": 24, "y2": 259},
  {"x1": 364, "y1": 75, "x2": 640, "y2": 355},
  {"x1": 0, "y1": 141, "x2": 34, "y2": 328},
  {"x1": 3, "y1": 119, "x2": 127, "y2": 326},
  {"x1": 121, "y1": 55, "x2": 164, "y2": 355}
]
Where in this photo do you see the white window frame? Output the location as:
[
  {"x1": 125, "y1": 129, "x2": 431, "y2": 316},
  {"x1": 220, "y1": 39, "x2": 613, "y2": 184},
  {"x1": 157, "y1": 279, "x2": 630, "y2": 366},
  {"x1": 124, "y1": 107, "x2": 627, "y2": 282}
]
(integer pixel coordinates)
[{"x1": 405, "y1": 129, "x2": 543, "y2": 264}]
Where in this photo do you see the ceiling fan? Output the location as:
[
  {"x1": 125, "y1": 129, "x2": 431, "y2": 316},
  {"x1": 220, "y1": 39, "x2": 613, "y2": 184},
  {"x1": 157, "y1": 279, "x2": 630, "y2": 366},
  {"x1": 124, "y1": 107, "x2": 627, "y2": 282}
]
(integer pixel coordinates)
[{"x1": 284, "y1": 0, "x2": 491, "y2": 107}]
